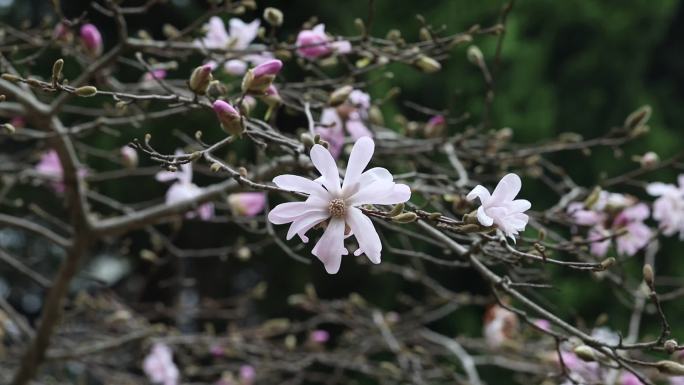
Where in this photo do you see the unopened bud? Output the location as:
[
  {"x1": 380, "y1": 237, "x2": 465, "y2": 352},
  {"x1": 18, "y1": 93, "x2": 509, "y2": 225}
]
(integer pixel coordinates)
[
  {"x1": 1, "y1": 73, "x2": 21, "y2": 82},
  {"x1": 238, "y1": 167, "x2": 247, "y2": 177},
  {"x1": 120, "y1": 146, "x2": 138, "y2": 168},
  {"x1": 664, "y1": 339, "x2": 678, "y2": 354},
  {"x1": 0, "y1": 95, "x2": 5, "y2": 102},
  {"x1": 600, "y1": 257, "x2": 615, "y2": 270},
  {"x1": 583, "y1": 186, "x2": 602, "y2": 209},
  {"x1": 392, "y1": 212, "x2": 418, "y2": 223},
  {"x1": 419, "y1": 27, "x2": 431, "y2": 41},
  {"x1": 463, "y1": 211, "x2": 480, "y2": 225},
  {"x1": 657, "y1": 360, "x2": 684, "y2": 376},
  {"x1": 625, "y1": 105, "x2": 652, "y2": 130},
  {"x1": 74, "y1": 85, "x2": 97, "y2": 97},
  {"x1": 300, "y1": 133, "x2": 315, "y2": 149},
  {"x1": 2, "y1": 123, "x2": 15, "y2": 134},
  {"x1": 259, "y1": 85, "x2": 281, "y2": 107},
  {"x1": 188, "y1": 64, "x2": 213, "y2": 95},
  {"x1": 162, "y1": 23, "x2": 180, "y2": 38},
  {"x1": 643, "y1": 264, "x2": 654, "y2": 288},
  {"x1": 263, "y1": 7, "x2": 283, "y2": 27},
  {"x1": 213, "y1": 100, "x2": 242, "y2": 136},
  {"x1": 368, "y1": 105, "x2": 384, "y2": 126},
  {"x1": 573, "y1": 346, "x2": 596, "y2": 362},
  {"x1": 328, "y1": 85, "x2": 353, "y2": 106},
  {"x1": 640, "y1": 151, "x2": 659, "y2": 168},
  {"x1": 189, "y1": 151, "x2": 201, "y2": 161},
  {"x1": 80, "y1": 23, "x2": 103, "y2": 57},
  {"x1": 388, "y1": 203, "x2": 404, "y2": 217},
  {"x1": 51, "y1": 58, "x2": 64, "y2": 83},
  {"x1": 210, "y1": 163, "x2": 222, "y2": 173},
  {"x1": 415, "y1": 55, "x2": 441, "y2": 73},
  {"x1": 467, "y1": 45, "x2": 484, "y2": 65},
  {"x1": 241, "y1": 59, "x2": 282, "y2": 94}
]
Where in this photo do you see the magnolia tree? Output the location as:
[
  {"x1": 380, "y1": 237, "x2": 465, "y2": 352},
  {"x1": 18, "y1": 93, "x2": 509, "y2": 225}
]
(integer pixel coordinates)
[{"x1": 0, "y1": 1, "x2": 683, "y2": 385}]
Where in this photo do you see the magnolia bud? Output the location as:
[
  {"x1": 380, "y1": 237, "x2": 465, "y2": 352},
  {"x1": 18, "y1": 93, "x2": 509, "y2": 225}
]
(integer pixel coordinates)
[
  {"x1": 392, "y1": 212, "x2": 418, "y2": 223},
  {"x1": 239, "y1": 95, "x2": 257, "y2": 115},
  {"x1": 263, "y1": 7, "x2": 283, "y2": 27},
  {"x1": 120, "y1": 146, "x2": 138, "y2": 169},
  {"x1": 625, "y1": 105, "x2": 652, "y2": 130},
  {"x1": 369, "y1": 105, "x2": 384, "y2": 126},
  {"x1": 664, "y1": 339, "x2": 678, "y2": 354},
  {"x1": 300, "y1": 133, "x2": 315, "y2": 149},
  {"x1": 74, "y1": 85, "x2": 98, "y2": 97},
  {"x1": 213, "y1": 100, "x2": 242, "y2": 136},
  {"x1": 388, "y1": 203, "x2": 404, "y2": 217},
  {"x1": 162, "y1": 23, "x2": 180, "y2": 38},
  {"x1": 2, "y1": 123, "x2": 15, "y2": 134},
  {"x1": 328, "y1": 85, "x2": 353, "y2": 106},
  {"x1": 643, "y1": 264, "x2": 654, "y2": 288},
  {"x1": 583, "y1": 186, "x2": 602, "y2": 209},
  {"x1": 188, "y1": 64, "x2": 213, "y2": 95},
  {"x1": 0, "y1": 95, "x2": 5, "y2": 102},
  {"x1": 242, "y1": 59, "x2": 282, "y2": 94},
  {"x1": 424, "y1": 115, "x2": 446, "y2": 138},
  {"x1": 640, "y1": 151, "x2": 659, "y2": 168},
  {"x1": 573, "y1": 345, "x2": 596, "y2": 362},
  {"x1": 415, "y1": 55, "x2": 441, "y2": 73},
  {"x1": 80, "y1": 23, "x2": 103, "y2": 57},
  {"x1": 210, "y1": 163, "x2": 222, "y2": 173},
  {"x1": 419, "y1": 27, "x2": 431, "y2": 41},
  {"x1": 52, "y1": 58, "x2": 64, "y2": 84},
  {"x1": 600, "y1": 257, "x2": 616, "y2": 270},
  {"x1": 657, "y1": 360, "x2": 684, "y2": 376},
  {"x1": 1, "y1": 73, "x2": 21, "y2": 82},
  {"x1": 259, "y1": 85, "x2": 281, "y2": 107},
  {"x1": 467, "y1": 45, "x2": 484, "y2": 65}
]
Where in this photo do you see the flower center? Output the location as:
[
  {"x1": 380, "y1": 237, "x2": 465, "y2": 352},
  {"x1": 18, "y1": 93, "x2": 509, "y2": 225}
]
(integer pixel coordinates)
[{"x1": 328, "y1": 198, "x2": 346, "y2": 218}]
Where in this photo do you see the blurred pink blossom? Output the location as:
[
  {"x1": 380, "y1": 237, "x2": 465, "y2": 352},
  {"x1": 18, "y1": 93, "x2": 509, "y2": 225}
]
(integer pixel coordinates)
[
  {"x1": 647, "y1": 175, "x2": 684, "y2": 239},
  {"x1": 156, "y1": 150, "x2": 214, "y2": 221},
  {"x1": 80, "y1": 23, "x2": 102, "y2": 56},
  {"x1": 35, "y1": 150, "x2": 87, "y2": 193},
  {"x1": 143, "y1": 343, "x2": 180, "y2": 385},
  {"x1": 198, "y1": 17, "x2": 271, "y2": 75},
  {"x1": 310, "y1": 329, "x2": 330, "y2": 343},
  {"x1": 296, "y1": 24, "x2": 351, "y2": 59},
  {"x1": 228, "y1": 192, "x2": 266, "y2": 217},
  {"x1": 239, "y1": 365, "x2": 256, "y2": 385}
]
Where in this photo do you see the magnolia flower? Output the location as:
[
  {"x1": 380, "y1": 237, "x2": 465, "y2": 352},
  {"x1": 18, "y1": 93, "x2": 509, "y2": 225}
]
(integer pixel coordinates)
[
  {"x1": 242, "y1": 59, "x2": 282, "y2": 94},
  {"x1": 315, "y1": 90, "x2": 373, "y2": 159},
  {"x1": 466, "y1": 173, "x2": 531, "y2": 240},
  {"x1": 588, "y1": 225, "x2": 612, "y2": 256},
  {"x1": 213, "y1": 100, "x2": 242, "y2": 136},
  {"x1": 156, "y1": 150, "x2": 214, "y2": 220},
  {"x1": 80, "y1": 23, "x2": 102, "y2": 57},
  {"x1": 620, "y1": 372, "x2": 641, "y2": 385},
  {"x1": 310, "y1": 329, "x2": 330, "y2": 343},
  {"x1": 35, "y1": 150, "x2": 87, "y2": 193},
  {"x1": 143, "y1": 343, "x2": 180, "y2": 385},
  {"x1": 559, "y1": 350, "x2": 602, "y2": 384},
  {"x1": 268, "y1": 137, "x2": 410, "y2": 273},
  {"x1": 228, "y1": 192, "x2": 266, "y2": 217},
  {"x1": 483, "y1": 304, "x2": 518, "y2": 348},
  {"x1": 647, "y1": 175, "x2": 684, "y2": 239},
  {"x1": 143, "y1": 69, "x2": 167, "y2": 83},
  {"x1": 296, "y1": 24, "x2": 351, "y2": 59},
  {"x1": 315, "y1": 108, "x2": 345, "y2": 158},
  {"x1": 613, "y1": 203, "x2": 651, "y2": 256},
  {"x1": 198, "y1": 17, "x2": 271, "y2": 75},
  {"x1": 239, "y1": 365, "x2": 255, "y2": 385},
  {"x1": 567, "y1": 202, "x2": 605, "y2": 226}
]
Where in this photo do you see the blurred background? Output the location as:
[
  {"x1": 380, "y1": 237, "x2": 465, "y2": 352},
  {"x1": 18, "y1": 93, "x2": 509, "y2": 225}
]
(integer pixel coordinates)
[{"x1": 1, "y1": 0, "x2": 683, "y2": 382}]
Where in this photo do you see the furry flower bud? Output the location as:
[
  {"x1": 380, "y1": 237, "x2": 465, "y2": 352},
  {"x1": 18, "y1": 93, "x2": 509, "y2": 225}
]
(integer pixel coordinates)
[
  {"x1": 188, "y1": 64, "x2": 213, "y2": 95},
  {"x1": 242, "y1": 59, "x2": 283, "y2": 94},
  {"x1": 415, "y1": 55, "x2": 441, "y2": 73},
  {"x1": 264, "y1": 7, "x2": 284, "y2": 27},
  {"x1": 213, "y1": 100, "x2": 242, "y2": 136},
  {"x1": 74, "y1": 86, "x2": 98, "y2": 97},
  {"x1": 328, "y1": 85, "x2": 353, "y2": 107}
]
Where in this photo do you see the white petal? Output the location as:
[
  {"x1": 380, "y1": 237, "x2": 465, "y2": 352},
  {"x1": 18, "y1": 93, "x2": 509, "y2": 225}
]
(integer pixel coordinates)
[
  {"x1": 310, "y1": 144, "x2": 341, "y2": 196},
  {"x1": 312, "y1": 217, "x2": 345, "y2": 274},
  {"x1": 359, "y1": 167, "x2": 393, "y2": 184},
  {"x1": 477, "y1": 206, "x2": 494, "y2": 227},
  {"x1": 646, "y1": 182, "x2": 672, "y2": 196},
  {"x1": 347, "y1": 180, "x2": 394, "y2": 206},
  {"x1": 508, "y1": 199, "x2": 531, "y2": 213},
  {"x1": 273, "y1": 174, "x2": 329, "y2": 199},
  {"x1": 346, "y1": 207, "x2": 382, "y2": 264},
  {"x1": 372, "y1": 184, "x2": 411, "y2": 205},
  {"x1": 286, "y1": 210, "x2": 329, "y2": 240},
  {"x1": 268, "y1": 202, "x2": 317, "y2": 224},
  {"x1": 466, "y1": 185, "x2": 491, "y2": 203},
  {"x1": 490, "y1": 173, "x2": 521, "y2": 203},
  {"x1": 342, "y1": 137, "x2": 374, "y2": 194}
]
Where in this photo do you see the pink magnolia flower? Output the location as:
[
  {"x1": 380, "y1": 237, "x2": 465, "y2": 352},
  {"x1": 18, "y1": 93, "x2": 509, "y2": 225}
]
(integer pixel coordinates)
[
  {"x1": 567, "y1": 202, "x2": 605, "y2": 226},
  {"x1": 156, "y1": 150, "x2": 214, "y2": 220},
  {"x1": 252, "y1": 59, "x2": 282, "y2": 78},
  {"x1": 559, "y1": 350, "x2": 602, "y2": 384},
  {"x1": 143, "y1": 343, "x2": 180, "y2": 385},
  {"x1": 53, "y1": 22, "x2": 71, "y2": 41},
  {"x1": 80, "y1": 23, "x2": 102, "y2": 56},
  {"x1": 213, "y1": 100, "x2": 242, "y2": 135},
  {"x1": 614, "y1": 203, "x2": 651, "y2": 256},
  {"x1": 620, "y1": 372, "x2": 641, "y2": 385},
  {"x1": 647, "y1": 176, "x2": 684, "y2": 239},
  {"x1": 268, "y1": 137, "x2": 411, "y2": 274},
  {"x1": 588, "y1": 225, "x2": 611, "y2": 257},
  {"x1": 483, "y1": 304, "x2": 518, "y2": 348},
  {"x1": 228, "y1": 192, "x2": 266, "y2": 217},
  {"x1": 315, "y1": 108, "x2": 345, "y2": 159},
  {"x1": 143, "y1": 69, "x2": 167, "y2": 82},
  {"x1": 466, "y1": 174, "x2": 531, "y2": 240},
  {"x1": 35, "y1": 150, "x2": 87, "y2": 193},
  {"x1": 296, "y1": 24, "x2": 351, "y2": 59},
  {"x1": 310, "y1": 329, "x2": 330, "y2": 343},
  {"x1": 671, "y1": 377, "x2": 684, "y2": 385},
  {"x1": 532, "y1": 318, "x2": 551, "y2": 332},
  {"x1": 239, "y1": 365, "x2": 255, "y2": 385},
  {"x1": 10, "y1": 116, "x2": 25, "y2": 129}
]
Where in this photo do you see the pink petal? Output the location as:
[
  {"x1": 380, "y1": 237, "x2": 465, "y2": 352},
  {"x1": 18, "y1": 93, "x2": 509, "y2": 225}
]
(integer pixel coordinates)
[
  {"x1": 286, "y1": 210, "x2": 329, "y2": 240},
  {"x1": 477, "y1": 206, "x2": 494, "y2": 227},
  {"x1": 346, "y1": 207, "x2": 382, "y2": 263},
  {"x1": 310, "y1": 144, "x2": 341, "y2": 196},
  {"x1": 490, "y1": 173, "x2": 521, "y2": 203},
  {"x1": 347, "y1": 180, "x2": 394, "y2": 206},
  {"x1": 345, "y1": 119, "x2": 372, "y2": 140},
  {"x1": 268, "y1": 201, "x2": 323, "y2": 224},
  {"x1": 466, "y1": 185, "x2": 491, "y2": 203},
  {"x1": 224, "y1": 59, "x2": 248, "y2": 75},
  {"x1": 312, "y1": 217, "x2": 346, "y2": 274}
]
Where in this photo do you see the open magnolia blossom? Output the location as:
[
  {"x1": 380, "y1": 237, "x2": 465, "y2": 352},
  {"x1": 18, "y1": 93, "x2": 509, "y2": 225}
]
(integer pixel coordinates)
[
  {"x1": 647, "y1": 175, "x2": 684, "y2": 239},
  {"x1": 315, "y1": 89, "x2": 374, "y2": 158},
  {"x1": 143, "y1": 343, "x2": 180, "y2": 385},
  {"x1": 156, "y1": 150, "x2": 214, "y2": 220},
  {"x1": 466, "y1": 173, "x2": 531, "y2": 240},
  {"x1": 268, "y1": 137, "x2": 411, "y2": 274},
  {"x1": 295, "y1": 24, "x2": 352, "y2": 59},
  {"x1": 198, "y1": 17, "x2": 272, "y2": 75}
]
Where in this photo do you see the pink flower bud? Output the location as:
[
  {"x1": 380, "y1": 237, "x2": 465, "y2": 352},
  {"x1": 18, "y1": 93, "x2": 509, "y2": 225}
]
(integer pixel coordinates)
[
  {"x1": 189, "y1": 64, "x2": 213, "y2": 95},
  {"x1": 53, "y1": 22, "x2": 71, "y2": 41},
  {"x1": 296, "y1": 25, "x2": 332, "y2": 58},
  {"x1": 228, "y1": 192, "x2": 266, "y2": 216},
  {"x1": 310, "y1": 329, "x2": 330, "y2": 344},
  {"x1": 144, "y1": 69, "x2": 167, "y2": 82},
  {"x1": 252, "y1": 59, "x2": 282, "y2": 78},
  {"x1": 239, "y1": 365, "x2": 256, "y2": 385},
  {"x1": 80, "y1": 24, "x2": 102, "y2": 56},
  {"x1": 120, "y1": 146, "x2": 138, "y2": 169},
  {"x1": 213, "y1": 100, "x2": 242, "y2": 136}
]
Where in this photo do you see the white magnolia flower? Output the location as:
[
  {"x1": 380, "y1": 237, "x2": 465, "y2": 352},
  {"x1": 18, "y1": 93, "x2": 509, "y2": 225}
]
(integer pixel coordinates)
[
  {"x1": 466, "y1": 173, "x2": 531, "y2": 240},
  {"x1": 198, "y1": 17, "x2": 271, "y2": 75},
  {"x1": 268, "y1": 137, "x2": 411, "y2": 274},
  {"x1": 647, "y1": 175, "x2": 684, "y2": 239},
  {"x1": 156, "y1": 150, "x2": 214, "y2": 220}
]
